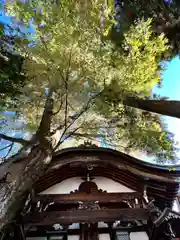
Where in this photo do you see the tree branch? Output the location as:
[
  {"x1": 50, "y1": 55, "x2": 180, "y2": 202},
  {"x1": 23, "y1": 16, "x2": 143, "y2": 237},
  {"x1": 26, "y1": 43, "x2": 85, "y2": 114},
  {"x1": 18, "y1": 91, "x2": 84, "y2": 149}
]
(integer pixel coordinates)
[
  {"x1": 36, "y1": 88, "x2": 54, "y2": 145},
  {"x1": 53, "y1": 93, "x2": 64, "y2": 115},
  {"x1": 70, "y1": 132, "x2": 126, "y2": 149},
  {"x1": 53, "y1": 126, "x2": 82, "y2": 152},
  {"x1": 64, "y1": 46, "x2": 73, "y2": 130},
  {"x1": 58, "y1": 93, "x2": 99, "y2": 143},
  {"x1": 4, "y1": 143, "x2": 14, "y2": 159},
  {"x1": 64, "y1": 79, "x2": 68, "y2": 131},
  {"x1": 70, "y1": 132, "x2": 105, "y2": 139},
  {"x1": 52, "y1": 90, "x2": 104, "y2": 151},
  {"x1": 0, "y1": 134, "x2": 29, "y2": 145},
  {"x1": 0, "y1": 144, "x2": 12, "y2": 152},
  {"x1": 38, "y1": 29, "x2": 65, "y2": 83}
]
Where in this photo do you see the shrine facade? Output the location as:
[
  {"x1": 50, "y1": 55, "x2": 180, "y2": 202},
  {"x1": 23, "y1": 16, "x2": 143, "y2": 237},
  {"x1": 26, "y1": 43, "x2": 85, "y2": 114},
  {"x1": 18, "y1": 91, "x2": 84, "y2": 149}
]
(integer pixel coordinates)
[{"x1": 3, "y1": 145, "x2": 180, "y2": 240}]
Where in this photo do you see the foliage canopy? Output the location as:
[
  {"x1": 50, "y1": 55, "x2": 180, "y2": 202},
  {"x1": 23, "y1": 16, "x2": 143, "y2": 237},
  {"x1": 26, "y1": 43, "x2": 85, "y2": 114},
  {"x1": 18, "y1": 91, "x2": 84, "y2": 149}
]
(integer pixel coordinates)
[{"x1": 0, "y1": 0, "x2": 177, "y2": 163}]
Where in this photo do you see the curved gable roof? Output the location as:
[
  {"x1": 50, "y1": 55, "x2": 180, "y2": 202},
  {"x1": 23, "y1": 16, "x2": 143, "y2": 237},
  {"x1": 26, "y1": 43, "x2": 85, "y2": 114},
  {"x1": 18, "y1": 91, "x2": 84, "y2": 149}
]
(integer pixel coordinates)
[
  {"x1": 51, "y1": 147, "x2": 180, "y2": 183},
  {"x1": 35, "y1": 147, "x2": 180, "y2": 208}
]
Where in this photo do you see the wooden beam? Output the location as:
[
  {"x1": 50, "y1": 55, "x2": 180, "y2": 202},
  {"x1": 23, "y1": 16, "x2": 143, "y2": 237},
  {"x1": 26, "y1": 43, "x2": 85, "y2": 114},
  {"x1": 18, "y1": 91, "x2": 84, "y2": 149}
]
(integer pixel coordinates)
[
  {"x1": 36, "y1": 192, "x2": 141, "y2": 204},
  {"x1": 26, "y1": 225, "x2": 147, "y2": 238},
  {"x1": 23, "y1": 208, "x2": 150, "y2": 225}
]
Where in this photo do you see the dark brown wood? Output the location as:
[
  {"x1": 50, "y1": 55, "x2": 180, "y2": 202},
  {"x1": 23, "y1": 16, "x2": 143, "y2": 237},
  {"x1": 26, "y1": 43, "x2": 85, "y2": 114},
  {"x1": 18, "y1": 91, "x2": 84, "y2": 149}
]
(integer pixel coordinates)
[
  {"x1": 35, "y1": 148, "x2": 180, "y2": 198},
  {"x1": 25, "y1": 225, "x2": 148, "y2": 238},
  {"x1": 23, "y1": 208, "x2": 150, "y2": 225},
  {"x1": 90, "y1": 223, "x2": 98, "y2": 240},
  {"x1": 108, "y1": 222, "x2": 114, "y2": 240},
  {"x1": 80, "y1": 223, "x2": 86, "y2": 240},
  {"x1": 36, "y1": 192, "x2": 141, "y2": 204},
  {"x1": 123, "y1": 98, "x2": 180, "y2": 119}
]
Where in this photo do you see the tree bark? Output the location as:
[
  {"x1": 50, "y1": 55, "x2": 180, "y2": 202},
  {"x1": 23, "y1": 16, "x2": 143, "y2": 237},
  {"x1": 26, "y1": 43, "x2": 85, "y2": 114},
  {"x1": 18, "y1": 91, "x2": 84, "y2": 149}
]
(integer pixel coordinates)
[
  {"x1": 123, "y1": 97, "x2": 180, "y2": 119},
  {"x1": 0, "y1": 88, "x2": 55, "y2": 234},
  {"x1": 158, "y1": 17, "x2": 180, "y2": 39},
  {"x1": 0, "y1": 145, "x2": 52, "y2": 231},
  {"x1": 0, "y1": 134, "x2": 29, "y2": 145},
  {"x1": 36, "y1": 87, "x2": 54, "y2": 148}
]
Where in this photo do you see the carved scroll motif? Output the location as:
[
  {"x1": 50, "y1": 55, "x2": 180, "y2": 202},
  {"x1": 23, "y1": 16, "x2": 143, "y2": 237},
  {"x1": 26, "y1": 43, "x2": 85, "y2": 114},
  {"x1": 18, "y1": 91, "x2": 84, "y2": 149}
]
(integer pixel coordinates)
[
  {"x1": 70, "y1": 181, "x2": 107, "y2": 195},
  {"x1": 78, "y1": 201, "x2": 100, "y2": 210},
  {"x1": 78, "y1": 140, "x2": 99, "y2": 148}
]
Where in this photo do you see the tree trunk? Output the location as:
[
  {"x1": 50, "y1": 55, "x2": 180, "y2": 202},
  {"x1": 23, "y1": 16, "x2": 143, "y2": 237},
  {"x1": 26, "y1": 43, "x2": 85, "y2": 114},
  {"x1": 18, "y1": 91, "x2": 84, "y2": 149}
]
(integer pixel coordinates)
[
  {"x1": 123, "y1": 97, "x2": 180, "y2": 119},
  {"x1": 156, "y1": 17, "x2": 180, "y2": 55},
  {"x1": 0, "y1": 145, "x2": 52, "y2": 231},
  {"x1": 159, "y1": 18, "x2": 180, "y2": 39},
  {"x1": 0, "y1": 87, "x2": 55, "y2": 233}
]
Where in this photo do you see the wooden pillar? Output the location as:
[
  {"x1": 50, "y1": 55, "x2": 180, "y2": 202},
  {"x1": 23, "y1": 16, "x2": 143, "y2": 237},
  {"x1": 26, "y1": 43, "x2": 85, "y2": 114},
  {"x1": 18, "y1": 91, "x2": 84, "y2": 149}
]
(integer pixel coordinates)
[
  {"x1": 149, "y1": 225, "x2": 158, "y2": 240},
  {"x1": 90, "y1": 223, "x2": 98, "y2": 240},
  {"x1": 13, "y1": 224, "x2": 25, "y2": 240},
  {"x1": 62, "y1": 225, "x2": 69, "y2": 240},
  {"x1": 80, "y1": 223, "x2": 88, "y2": 240},
  {"x1": 108, "y1": 222, "x2": 114, "y2": 240},
  {"x1": 63, "y1": 233, "x2": 68, "y2": 240},
  {"x1": 80, "y1": 223, "x2": 99, "y2": 240}
]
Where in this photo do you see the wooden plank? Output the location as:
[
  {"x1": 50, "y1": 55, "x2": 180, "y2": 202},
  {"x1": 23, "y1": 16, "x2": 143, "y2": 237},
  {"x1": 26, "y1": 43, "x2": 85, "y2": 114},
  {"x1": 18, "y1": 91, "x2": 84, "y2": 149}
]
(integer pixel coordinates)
[
  {"x1": 23, "y1": 208, "x2": 150, "y2": 225},
  {"x1": 26, "y1": 225, "x2": 147, "y2": 237},
  {"x1": 36, "y1": 192, "x2": 141, "y2": 204}
]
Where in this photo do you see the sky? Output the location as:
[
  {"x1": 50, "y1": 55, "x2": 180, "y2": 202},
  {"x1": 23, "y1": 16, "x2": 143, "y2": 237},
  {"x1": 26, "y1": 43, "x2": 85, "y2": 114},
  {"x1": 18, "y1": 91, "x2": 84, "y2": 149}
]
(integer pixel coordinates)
[
  {"x1": 138, "y1": 56, "x2": 180, "y2": 165},
  {"x1": 0, "y1": 1, "x2": 34, "y2": 36},
  {"x1": 154, "y1": 56, "x2": 180, "y2": 150},
  {"x1": 1, "y1": 2, "x2": 180, "y2": 164},
  {"x1": 0, "y1": 2, "x2": 34, "y2": 159}
]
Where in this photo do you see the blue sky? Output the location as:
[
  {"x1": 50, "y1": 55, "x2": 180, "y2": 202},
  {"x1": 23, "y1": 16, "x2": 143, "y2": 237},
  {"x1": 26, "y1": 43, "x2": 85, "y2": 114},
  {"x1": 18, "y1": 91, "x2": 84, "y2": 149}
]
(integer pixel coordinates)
[
  {"x1": 154, "y1": 57, "x2": 180, "y2": 149},
  {"x1": 154, "y1": 56, "x2": 180, "y2": 101},
  {"x1": 0, "y1": 1, "x2": 34, "y2": 36},
  {"x1": 1, "y1": 3, "x2": 180, "y2": 164}
]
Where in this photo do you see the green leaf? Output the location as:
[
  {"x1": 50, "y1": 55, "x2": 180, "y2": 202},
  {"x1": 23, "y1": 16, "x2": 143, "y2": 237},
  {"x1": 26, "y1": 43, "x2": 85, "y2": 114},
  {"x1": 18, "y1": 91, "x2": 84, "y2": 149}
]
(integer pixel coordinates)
[{"x1": 0, "y1": 114, "x2": 5, "y2": 120}]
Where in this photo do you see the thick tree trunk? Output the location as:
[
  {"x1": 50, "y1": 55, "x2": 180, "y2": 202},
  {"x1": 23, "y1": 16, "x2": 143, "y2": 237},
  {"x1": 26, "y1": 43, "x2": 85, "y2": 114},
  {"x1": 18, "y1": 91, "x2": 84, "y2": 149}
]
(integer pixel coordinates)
[
  {"x1": 0, "y1": 145, "x2": 52, "y2": 231},
  {"x1": 123, "y1": 97, "x2": 180, "y2": 119},
  {"x1": 0, "y1": 88, "x2": 55, "y2": 233}
]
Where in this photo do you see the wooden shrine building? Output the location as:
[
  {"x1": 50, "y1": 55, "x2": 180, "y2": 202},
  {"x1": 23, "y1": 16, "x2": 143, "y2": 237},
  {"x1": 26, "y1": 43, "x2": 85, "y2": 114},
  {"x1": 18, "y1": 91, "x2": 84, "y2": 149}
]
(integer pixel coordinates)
[{"x1": 2, "y1": 143, "x2": 180, "y2": 240}]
